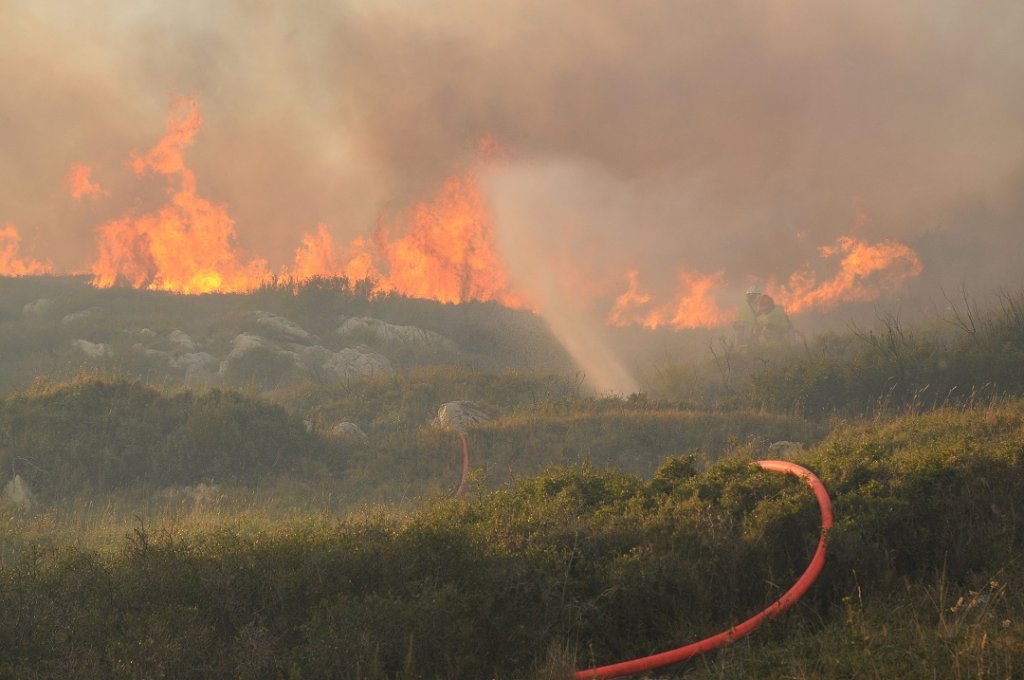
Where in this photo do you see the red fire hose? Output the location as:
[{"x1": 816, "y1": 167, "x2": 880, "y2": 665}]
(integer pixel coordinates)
[{"x1": 574, "y1": 459, "x2": 833, "y2": 680}]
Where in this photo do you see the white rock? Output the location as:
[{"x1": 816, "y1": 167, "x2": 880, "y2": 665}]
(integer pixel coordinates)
[
  {"x1": 168, "y1": 330, "x2": 196, "y2": 351},
  {"x1": 254, "y1": 311, "x2": 312, "y2": 341},
  {"x1": 72, "y1": 339, "x2": 111, "y2": 358},
  {"x1": 223, "y1": 333, "x2": 270, "y2": 359},
  {"x1": 330, "y1": 421, "x2": 369, "y2": 441},
  {"x1": 437, "y1": 401, "x2": 493, "y2": 432},
  {"x1": 22, "y1": 298, "x2": 53, "y2": 317},
  {"x1": 321, "y1": 347, "x2": 393, "y2": 382},
  {"x1": 218, "y1": 333, "x2": 298, "y2": 377},
  {"x1": 336, "y1": 316, "x2": 457, "y2": 351}
]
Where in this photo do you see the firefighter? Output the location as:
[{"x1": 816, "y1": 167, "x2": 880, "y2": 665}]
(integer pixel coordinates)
[
  {"x1": 755, "y1": 293, "x2": 794, "y2": 343},
  {"x1": 733, "y1": 285, "x2": 763, "y2": 348}
]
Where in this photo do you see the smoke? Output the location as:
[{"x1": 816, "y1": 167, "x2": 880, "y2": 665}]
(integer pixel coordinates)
[{"x1": 3, "y1": 1, "x2": 1023, "y2": 300}]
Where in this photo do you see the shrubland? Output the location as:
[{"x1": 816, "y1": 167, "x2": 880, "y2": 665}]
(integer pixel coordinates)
[
  {"x1": 1, "y1": 282, "x2": 1024, "y2": 677},
  {"x1": 1, "y1": 402, "x2": 1022, "y2": 678}
]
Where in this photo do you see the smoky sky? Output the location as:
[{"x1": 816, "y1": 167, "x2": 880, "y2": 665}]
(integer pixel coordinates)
[{"x1": 3, "y1": 0, "x2": 1023, "y2": 296}]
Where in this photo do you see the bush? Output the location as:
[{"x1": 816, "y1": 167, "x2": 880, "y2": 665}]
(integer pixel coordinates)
[{"x1": 0, "y1": 378, "x2": 330, "y2": 498}]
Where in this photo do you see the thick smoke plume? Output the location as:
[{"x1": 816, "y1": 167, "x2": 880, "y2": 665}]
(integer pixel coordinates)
[{"x1": 3, "y1": 1, "x2": 1024, "y2": 389}]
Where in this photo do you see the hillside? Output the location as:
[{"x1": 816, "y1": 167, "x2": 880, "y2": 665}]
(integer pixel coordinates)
[
  {"x1": 3, "y1": 279, "x2": 1024, "y2": 678},
  {"x1": 0, "y1": 275, "x2": 574, "y2": 395}
]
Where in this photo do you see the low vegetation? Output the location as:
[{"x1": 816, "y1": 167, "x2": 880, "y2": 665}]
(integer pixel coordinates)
[
  {"x1": 2, "y1": 402, "x2": 1023, "y2": 678},
  {"x1": 2, "y1": 281, "x2": 1024, "y2": 677}
]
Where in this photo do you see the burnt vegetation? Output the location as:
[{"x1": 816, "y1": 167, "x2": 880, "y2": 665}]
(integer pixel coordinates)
[{"x1": 2, "y1": 276, "x2": 1024, "y2": 678}]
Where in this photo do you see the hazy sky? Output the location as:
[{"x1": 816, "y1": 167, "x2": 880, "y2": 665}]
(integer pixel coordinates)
[{"x1": 3, "y1": 0, "x2": 1023, "y2": 298}]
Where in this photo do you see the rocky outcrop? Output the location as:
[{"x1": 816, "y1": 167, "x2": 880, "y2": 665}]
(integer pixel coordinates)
[
  {"x1": 254, "y1": 311, "x2": 313, "y2": 342},
  {"x1": 337, "y1": 316, "x2": 457, "y2": 352}
]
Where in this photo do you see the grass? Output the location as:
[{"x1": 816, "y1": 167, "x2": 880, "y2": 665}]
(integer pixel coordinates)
[{"x1": 2, "y1": 399, "x2": 1023, "y2": 677}]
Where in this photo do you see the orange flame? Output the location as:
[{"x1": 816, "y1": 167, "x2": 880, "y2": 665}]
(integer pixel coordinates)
[
  {"x1": 770, "y1": 235, "x2": 923, "y2": 314},
  {"x1": 341, "y1": 170, "x2": 529, "y2": 307},
  {"x1": 607, "y1": 235, "x2": 922, "y2": 329},
  {"x1": 73, "y1": 95, "x2": 923, "y2": 327},
  {"x1": 285, "y1": 224, "x2": 341, "y2": 282},
  {"x1": 90, "y1": 97, "x2": 270, "y2": 293},
  {"x1": 609, "y1": 269, "x2": 731, "y2": 329},
  {"x1": 0, "y1": 225, "x2": 53, "y2": 276},
  {"x1": 67, "y1": 164, "x2": 109, "y2": 200},
  {"x1": 84, "y1": 96, "x2": 529, "y2": 304}
]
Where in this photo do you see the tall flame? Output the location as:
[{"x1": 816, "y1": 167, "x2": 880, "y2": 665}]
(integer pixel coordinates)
[
  {"x1": 84, "y1": 97, "x2": 528, "y2": 304},
  {"x1": 66, "y1": 164, "x2": 109, "y2": 200},
  {"x1": 285, "y1": 224, "x2": 341, "y2": 282},
  {"x1": 0, "y1": 225, "x2": 53, "y2": 276},
  {"x1": 90, "y1": 97, "x2": 270, "y2": 293},
  {"x1": 345, "y1": 172, "x2": 527, "y2": 307}
]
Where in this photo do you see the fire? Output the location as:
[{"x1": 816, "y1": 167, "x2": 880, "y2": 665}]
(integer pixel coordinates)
[
  {"x1": 609, "y1": 269, "x2": 731, "y2": 329},
  {"x1": 286, "y1": 224, "x2": 341, "y2": 282},
  {"x1": 341, "y1": 170, "x2": 529, "y2": 308},
  {"x1": 68, "y1": 96, "x2": 923, "y2": 328},
  {"x1": 0, "y1": 225, "x2": 53, "y2": 276},
  {"x1": 607, "y1": 234, "x2": 922, "y2": 329},
  {"x1": 90, "y1": 97, "x2": 270, "y2": 293},
  {"x1": 770, "y1": 235, "x2": 923, "y2": 314},
  {"x1": 66, "y1": 164, "x2": 109, "y2": 200},
  {"x1": 83, "y1": 96, "x2": 527, "y2": 304}
]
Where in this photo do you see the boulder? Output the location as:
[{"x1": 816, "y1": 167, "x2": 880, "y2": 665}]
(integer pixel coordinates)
[
  {"x1": 321, "y1": 347, "x2": 393, "y2": 382},
  {"x1": 72, "y1": 339, "x2": 112, "y2": 358},
  {"x1": 254, "y1": 311, "x2": 313, "y2": 342},
  {"x1": 436, "y1": 401, "x2": 493, "y2": 432},
  {"x1": 168, "y1": 329, "x2": 197, "y2": 352},
  {"x1": 218, "y1": 333, "x2": 298, "y2": 380},
  {"x1": 22, "y1": 298, "x2": 53, "y2": 318},
  {"x1": 336, "y1": 316, "x2": 457, "y2": 352},
  {"x1": 329, "y1": 421, "x2": 369, "y2": 442}
]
